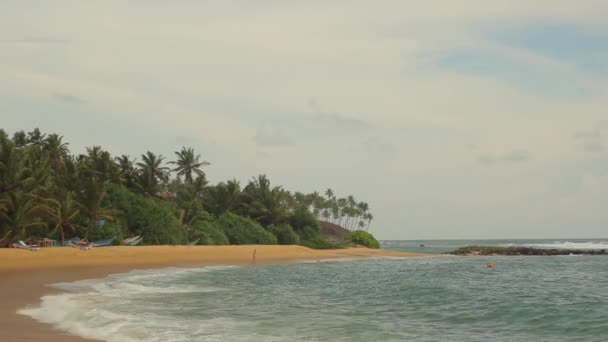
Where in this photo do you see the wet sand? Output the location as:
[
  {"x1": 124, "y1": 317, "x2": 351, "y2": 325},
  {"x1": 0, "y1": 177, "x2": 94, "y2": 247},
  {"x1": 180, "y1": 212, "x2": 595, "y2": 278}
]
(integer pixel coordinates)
[{"x1": 0, "y1": 245, "x2": 424, "y2": 341}]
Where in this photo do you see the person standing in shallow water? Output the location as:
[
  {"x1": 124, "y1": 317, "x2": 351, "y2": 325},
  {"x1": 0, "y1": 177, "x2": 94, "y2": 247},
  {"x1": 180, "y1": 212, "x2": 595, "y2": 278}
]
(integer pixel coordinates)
[{"x1": 252, "y1": 249, "x2": 257, "y2": 265}]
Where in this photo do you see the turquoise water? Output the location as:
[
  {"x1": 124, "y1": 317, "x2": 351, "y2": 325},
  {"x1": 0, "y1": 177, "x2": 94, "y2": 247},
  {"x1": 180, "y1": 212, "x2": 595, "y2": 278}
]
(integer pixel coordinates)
[{"x1": 20, "y1": 240, "x2": 608, "y2": 341}]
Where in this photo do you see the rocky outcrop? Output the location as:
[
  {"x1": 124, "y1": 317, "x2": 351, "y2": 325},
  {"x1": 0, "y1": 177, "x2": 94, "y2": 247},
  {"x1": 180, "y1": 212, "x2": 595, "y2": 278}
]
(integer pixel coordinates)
[
  {"x1": 450, "y1": 246, "x2": 608, "y2": 256},
  {"x1": 319, "y1": 221, "x2": 351, "y2": 241}
]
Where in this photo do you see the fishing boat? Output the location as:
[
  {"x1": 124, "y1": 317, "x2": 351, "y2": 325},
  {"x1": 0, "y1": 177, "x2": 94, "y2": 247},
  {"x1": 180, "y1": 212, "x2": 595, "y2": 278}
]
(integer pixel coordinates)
[
  {"x1": 91, "y1": 237, "x2": 116, "y2": 247},
  {"x1": 125, "y1": 237, "x2": 143, "y2": 246},
  {"x1": 121, "y1": 236, "x2": 141, "y2": 245}
]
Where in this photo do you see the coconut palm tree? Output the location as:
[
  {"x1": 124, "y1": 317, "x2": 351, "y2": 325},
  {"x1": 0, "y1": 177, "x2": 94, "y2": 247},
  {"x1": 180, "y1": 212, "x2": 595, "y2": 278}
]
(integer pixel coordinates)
[
  {"x1": 77, "y1": 148, "x2": 116, "y2": 238},
  {"x1": 11, "y1": 130, "x2": 27, "y2": 147},
  {"x1": 43, "y1": 134, "x2": 69, "y2": 172},
  {"x1": 241, "y1": 175, "x2": 288, "y2": 227},
  {"x1": 364, "y1": 213, "x2": 374, "y2": 231},
  {"x1": 0, "y1": 191, "x2": 46, "y2": 242},
  {"x1": 170, "y1": 147, "x2": 210, "y2": 183},
  {"x1": 27, "y1": 128, "x2": 46, "y2": 145},
  {"x1": 114, "y1": 155, "x2": 138, "y2": 189},
  {"x1": 203, "y1": 179, "x2": 241, "y2": 217},
  {"x1": 136, "y1": 151, "x2": 169, "y2": 196},
  {"x1": 41, "y1": 191, "x2": 81, "y2": 244}
]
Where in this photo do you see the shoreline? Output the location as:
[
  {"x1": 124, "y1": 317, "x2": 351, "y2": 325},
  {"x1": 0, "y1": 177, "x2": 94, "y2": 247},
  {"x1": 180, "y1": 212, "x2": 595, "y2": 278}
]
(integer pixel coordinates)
[{"x1": 0, "y1": 245, "x2": 425, "y2": 342}]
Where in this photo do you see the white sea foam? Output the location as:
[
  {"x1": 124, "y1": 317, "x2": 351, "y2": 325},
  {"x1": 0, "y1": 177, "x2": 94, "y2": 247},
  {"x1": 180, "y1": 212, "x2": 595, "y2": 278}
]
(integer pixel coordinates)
[
  {"x1": 18, "y1": 265, "x2": 242, "y2": 342},
  {"x1": 501, "y1": 241, "x2": 608, "y2": 250}
]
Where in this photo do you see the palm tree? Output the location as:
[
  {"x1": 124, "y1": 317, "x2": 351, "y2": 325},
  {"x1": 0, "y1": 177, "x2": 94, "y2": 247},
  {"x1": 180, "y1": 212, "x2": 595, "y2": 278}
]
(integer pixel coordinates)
[
  {"x1": 78, "y1": 149, "x2": 116, "y2": 238},
  {"x1": 0, "y1": 133, "x2": 36, "y2": 193},
  {"x1": 204, "y1": 179, "x2": 241, "y2": 217},
  {"x1": 0, "y1": 191, "x2": 46, "y2": 241},
  {"x1": 44, "y1": 134, "x2": 69, "y2": 172},
  {"x1": 364, "y1": 213, "x2": 374, "y2": 231},
  {"x1": 114, "y1": 155, "x2": 138, "y2": 189},
  {"x1": 337, "y1": 198, "x2": 347, "y2": 226},
  {"x1": 12, "y1": 131, "x2": 27, "y2": 147},
  {"x1": 310, "y1": 191, "x2": 324, "y2": 219},
  {"x1": 27, "y1": 128, "x2": 46, "y2": 145},
  {"x1": 41, "y1": 191, "x2": 81, "y2": 244},
  {"x1": 358, "y1": 220, "x2": 366, "y2": 230},
  {"x1": 321, "y1": 208, "x2": 331, "y2": 222},
  {"x1": 136, "y1": 151, "x2": 169, "y2": 196},
  {"x1": 241, "y1": 175, "x2": 288, "y2": 226},
  {"x1": 170, "y1": 147, "x2": 210, "y2": 183}
]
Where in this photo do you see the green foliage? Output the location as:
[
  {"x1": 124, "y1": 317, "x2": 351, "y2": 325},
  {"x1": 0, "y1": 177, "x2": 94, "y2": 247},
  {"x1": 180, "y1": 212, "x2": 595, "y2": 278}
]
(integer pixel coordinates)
[
  {"x1": 203, "y1": 180, "x2": 241, "y2": 217},
  {"x1": 300, "y1": 236, "x2": 335, "y2": 249},
  {"x1": 268, "y1": 224, "x2": 300, "y2": 245},
  {"x1": 0, "y1": 128, "x2": 376, "y2": 246},
  {"x1": 216, "y1": 212, "x2": 277, "y2": 245},
  {"x1": 106, "y1": 185, "x2": 185, "y2": 245},
  {"x1": 87, "y1": 222, "x2": 124, "y2": 244},
  {"x1": 240, "y1": 175, "x2": 288, "y2": 227},
  {"x1": 190, "y1": 220, "x2": 229, "y2": 245},
  {"x1": 289, "y1": 206, "x2": 322, "y2": 241},
  {"x1": 348, "y1": 230, "x2": 380, "y2": 249}
]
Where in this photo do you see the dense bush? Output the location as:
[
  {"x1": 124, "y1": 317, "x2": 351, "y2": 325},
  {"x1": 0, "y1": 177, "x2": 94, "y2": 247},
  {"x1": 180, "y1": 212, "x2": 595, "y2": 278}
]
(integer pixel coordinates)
[
  {"x1": 267, "y1": 224, "x2": 300, "y2": 245},
  {"x1": 348, "y1": 230, "x2": 380, "y2": 249},
  {"x1": 190, "y1": 220, "x2": 229, "y2": 245},
  {"x1": 216, "y1": 212, "x2": 277, "y2": 245},
  {"x1": 300, "y1": 236, "x2": 335, "y2": 249},
  {"x1": 289, "y1": 207, "x2": 322, "y2": 241},
  {"x1": 106, "y1": 185, "x2": 185, "y2": 245}
]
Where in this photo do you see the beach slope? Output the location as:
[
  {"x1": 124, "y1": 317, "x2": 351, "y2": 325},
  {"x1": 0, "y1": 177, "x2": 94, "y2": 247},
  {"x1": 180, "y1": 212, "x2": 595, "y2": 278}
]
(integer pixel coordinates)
[{"x1": 0, "y1": 245, "x2": 423, "y2": 342}]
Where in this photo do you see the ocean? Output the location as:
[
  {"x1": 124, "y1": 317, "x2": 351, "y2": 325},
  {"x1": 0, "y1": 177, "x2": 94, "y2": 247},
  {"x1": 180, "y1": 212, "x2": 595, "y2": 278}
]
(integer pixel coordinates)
[{"x1": 20, "y1": 239, "x2": 608, "y2": 341}]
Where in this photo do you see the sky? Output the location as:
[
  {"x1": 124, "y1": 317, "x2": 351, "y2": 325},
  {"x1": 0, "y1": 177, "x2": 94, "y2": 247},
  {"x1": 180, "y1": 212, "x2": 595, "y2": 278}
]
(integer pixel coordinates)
[{"x1": 1, "y1": 1, "x2": 608, "y2": 239}]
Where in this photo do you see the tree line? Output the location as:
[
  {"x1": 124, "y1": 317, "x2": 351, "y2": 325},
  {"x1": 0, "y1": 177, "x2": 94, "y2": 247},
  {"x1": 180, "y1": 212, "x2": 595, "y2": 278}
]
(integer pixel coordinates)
[{"x1": 0, "y1": 128, "x2": 376, "y2": 247}]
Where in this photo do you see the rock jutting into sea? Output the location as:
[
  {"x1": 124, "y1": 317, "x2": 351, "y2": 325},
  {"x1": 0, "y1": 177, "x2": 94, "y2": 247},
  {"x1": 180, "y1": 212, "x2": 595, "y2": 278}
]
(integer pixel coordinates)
[{"x1": 450, "y1": 246, "x2": 608, "y2": 256}]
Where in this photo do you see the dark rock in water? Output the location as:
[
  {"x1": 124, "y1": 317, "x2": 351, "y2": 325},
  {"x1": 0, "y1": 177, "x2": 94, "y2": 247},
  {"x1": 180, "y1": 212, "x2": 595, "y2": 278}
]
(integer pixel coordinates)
[{"x1": 450, "y1": 246, "x2": 608, "y2": 256}]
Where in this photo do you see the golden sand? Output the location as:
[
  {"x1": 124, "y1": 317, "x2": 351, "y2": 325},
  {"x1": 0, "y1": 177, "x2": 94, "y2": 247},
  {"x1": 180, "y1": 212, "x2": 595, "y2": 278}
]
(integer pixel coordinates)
[{"x1": 0, "y1": 246, "x2": 425, "y2": 341}]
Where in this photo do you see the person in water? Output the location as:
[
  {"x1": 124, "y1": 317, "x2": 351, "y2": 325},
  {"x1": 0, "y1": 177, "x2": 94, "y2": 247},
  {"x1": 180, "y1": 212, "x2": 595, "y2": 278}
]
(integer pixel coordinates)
[{"x1": 252, "y1": 249, "x2": 257, "y2": 264}]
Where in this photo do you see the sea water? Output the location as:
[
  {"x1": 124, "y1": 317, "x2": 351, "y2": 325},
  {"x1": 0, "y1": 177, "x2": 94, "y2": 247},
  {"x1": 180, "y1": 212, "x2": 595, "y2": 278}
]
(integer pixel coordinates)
[{"x1": 19, "y1": 240, "x2": 608, "y2": 341}]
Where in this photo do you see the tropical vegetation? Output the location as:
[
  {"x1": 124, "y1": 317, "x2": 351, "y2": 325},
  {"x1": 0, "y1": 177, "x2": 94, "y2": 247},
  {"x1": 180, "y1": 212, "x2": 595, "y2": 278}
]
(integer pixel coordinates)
[{"x1": 0, "y1": 128, "x2": 377, "y2": 248}]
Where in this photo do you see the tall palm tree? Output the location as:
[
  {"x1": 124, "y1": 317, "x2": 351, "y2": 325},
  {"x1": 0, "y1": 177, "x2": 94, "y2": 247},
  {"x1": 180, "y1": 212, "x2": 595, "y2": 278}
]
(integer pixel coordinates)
[
  {"x1": 203, "y1": 179, "x2": 241, "y2": 217},
  {"x1": 310, "y1": 191, "x2": 324, "y2": 219},
  {"x1": 0, "y1": 191, "x2": 46, "y2": 242},
  {"x1": 136, "y1": 151, "x2": 169, "y2": 196},
  {"x1": 44, "y1": 134, "x2": 69, "y2": 172},
  {"x1": 170, "y1": 147, "x2": 209, "y2": 183},
  {"x1": 41, "y1": 191, "x2": 81, "y2": 244},
  {"x1": 114, "y1": 155, "x2": 138, "y2": 189},
  {"x1": 337, "y1": 198, "x2": 347, "y2": 226},
  {"x1": 78, "y1": 149, "x2": 116, "y2": 238},
  {"x1": 364, "y1": 213, "x2": 374, "y2": 231},
  {"x1": 11, "y1": 131, "x2": 27, "y2": 147},
  {"x1": 241, "y1": 175, "x2": 288, "y2": 226},
  {"x1": 0, "y1": 133, "x2": 34, "y2": 193},
  {"x1": 27, "y1": 128, "x2": 46, "y2": 145}
]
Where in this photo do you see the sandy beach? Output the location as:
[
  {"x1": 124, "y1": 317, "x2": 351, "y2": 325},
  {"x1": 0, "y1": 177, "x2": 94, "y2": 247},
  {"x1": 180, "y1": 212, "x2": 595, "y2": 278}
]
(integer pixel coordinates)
[{"x1": 0, "y1": 245, "x2": 423, "y2": 342}]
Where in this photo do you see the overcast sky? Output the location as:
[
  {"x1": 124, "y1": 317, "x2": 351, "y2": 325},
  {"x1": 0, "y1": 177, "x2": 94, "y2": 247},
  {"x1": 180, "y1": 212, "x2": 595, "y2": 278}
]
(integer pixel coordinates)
[{"x1": 2, "y1": 1, "x2": 607, "y2": 239}]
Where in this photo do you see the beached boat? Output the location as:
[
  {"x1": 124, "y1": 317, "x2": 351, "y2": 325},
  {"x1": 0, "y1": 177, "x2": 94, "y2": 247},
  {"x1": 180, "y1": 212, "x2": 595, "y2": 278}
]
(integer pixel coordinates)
[
  {"x1": 91, "y1": 237, "x2": 115, "y2": 247},
  {"x1": 125, "y1": 237, "x2": 143, "y2": 246},
  {"x1": 121, "y1": 236, "x2": 141, "y2": 245}
]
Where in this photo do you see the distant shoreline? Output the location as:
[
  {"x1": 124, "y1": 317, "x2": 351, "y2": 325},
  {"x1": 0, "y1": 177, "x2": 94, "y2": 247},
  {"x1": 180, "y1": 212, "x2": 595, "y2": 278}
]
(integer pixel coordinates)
[{"x1": 0, "y1": 245, "x2": 425, "y2": 342}]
